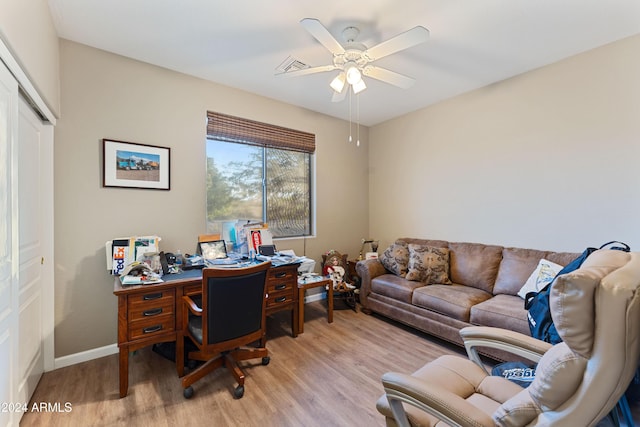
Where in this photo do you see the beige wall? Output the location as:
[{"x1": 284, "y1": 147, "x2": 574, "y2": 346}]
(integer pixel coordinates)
[
  {"x1": 55, "y1": 40, "x2": 369, "y2": 357},
  {"x1": 0, "y1": 0, "x2": 60, "y2": 116},
  {"x1": 369, "y1": 34, "x2": 640, "y2": 253},
  {"x1": 8, "y1": 3, "x2": 639, "y2": 359}
]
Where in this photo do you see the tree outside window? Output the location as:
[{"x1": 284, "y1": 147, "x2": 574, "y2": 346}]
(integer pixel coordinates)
[{"x1": 206, "y1": 139, "x2": 311, "y2": 238}]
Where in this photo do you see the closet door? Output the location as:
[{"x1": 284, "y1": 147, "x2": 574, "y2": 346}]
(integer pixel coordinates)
[
  {"x1": 0, "y1": 60, "x2": 20, "y2": 427},
  {"x1": 17, "y1": 96, "x2": 51, "y2": 405}
]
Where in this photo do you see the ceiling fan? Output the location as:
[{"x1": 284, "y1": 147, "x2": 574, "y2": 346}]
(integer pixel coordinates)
[{"x1": 278, "y1": 18, "x2": 430, "y2": 102}]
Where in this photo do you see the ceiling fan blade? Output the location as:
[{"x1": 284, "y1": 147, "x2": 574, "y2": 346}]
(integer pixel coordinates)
[
  {"x1": 362, "y1": 65, "x2": 416, "y2": 89},
  {"x1": 331, "y1": 89, "x2": 347, "y2": 103},
  {"x1": 300, "y1": 18, "x2": 345, "y2": 55},
  {"x1": 276, "y1": 64, "x2": 336, "y2": 77},
  {"x1": 363, "y1": 26, "x2": 429, "y2": 61}
]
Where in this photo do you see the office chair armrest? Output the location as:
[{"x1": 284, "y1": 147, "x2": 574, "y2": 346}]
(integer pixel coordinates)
[
  {"x1": 182, "y1": 295, "x2": 202, "y2": 315},
  {"x1": 381, "y1": 372, "x2": 495, "y2": 427},
  {"x1": 460, "y1": 326, "x2": 552, "y2": 373}
]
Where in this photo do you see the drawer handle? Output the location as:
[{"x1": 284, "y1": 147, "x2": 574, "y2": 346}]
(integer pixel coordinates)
[
  {"x1": 275, "y1": 296, "x2": 287, "y2": 303},
  {"x1": 275, "y1": 284, "x2": 287, "y2": 290},
  {"x1": 274, "y1": 272, "x2": 287, "y2": 278},
  {"x1": 143, "y1": 325, "x2": 163, "y2": 334},
  {"x1": 143, "y1": 293, "x2": 163, "y2": 300},
  {"x1": 143, "y1": 308, "x2": 163, "y2": 316}
]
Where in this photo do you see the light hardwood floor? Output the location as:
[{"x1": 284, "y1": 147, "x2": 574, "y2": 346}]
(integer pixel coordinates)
[{"x1": 19, "y1": 301, "x2": 640, "y2": 426}]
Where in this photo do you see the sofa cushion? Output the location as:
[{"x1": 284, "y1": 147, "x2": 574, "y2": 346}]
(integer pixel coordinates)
[
  {"x1": 405, "y1": 244, "x2": 452, "y2": 284},
  {"x1": 517, "y1": 258, "x2": 563, "y2": 299},
  {"x1": 449, "y1": 242, "x2": 503, "y2": 293},
  {"x1": 545, "y1": 251, "x2": 579, "y2": 267},
  {"x1": 371, "y1": 274, "x2": 425, "y2": 304},
  {"x1": 397, "y1": 238, "x2": 449, "y2": 249},
  {"x1": 493, "y1": 247, "x2": 549, "y2": 296},
  {"x1": 470, "y1": 294, "x2": 530, "y2": 335},
  {"x1": 412, "y1": 284, "x2": 492, "y2": 322},
  {"x1": 379, "y1": 242, "x2": 410, "y2": 277}
]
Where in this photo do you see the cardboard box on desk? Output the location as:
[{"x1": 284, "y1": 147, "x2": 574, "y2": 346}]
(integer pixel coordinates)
[
  {"x1": 245, "y1": 227, "x2": 273, "y2": 253},
  {"x1": 106, "y1": 235, "x2": 161, "y2": 275}
]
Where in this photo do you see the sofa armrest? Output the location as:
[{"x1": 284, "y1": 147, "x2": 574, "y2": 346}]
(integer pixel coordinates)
[
  {"x1": 356, "y1": 258, "x2": 388, "y2": 309},
  {"x1": 381, "y1": 372, "x2": 495, "y2": 427},
  {"x1": 460, "y1": 326, "x2": 552, "y2": 373}
]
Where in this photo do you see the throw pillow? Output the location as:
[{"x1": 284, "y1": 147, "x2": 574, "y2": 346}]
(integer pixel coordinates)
[
  {"x1": 379, "y1": 242, "x2": 410, "y2": 277},
  {"x1": 517, "y1": 258, "x2": 563, "y2": 299},
  {"x1": 405, "y1": 244, "x2": 451, "y2": 284}
]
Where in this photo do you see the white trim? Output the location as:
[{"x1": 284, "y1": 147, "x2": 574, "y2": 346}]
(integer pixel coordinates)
[
  {"x1": 54, "y1": 344, "x2": 119, "y2": 370},
  {"x1": 53, "y1": 290, "x2": 326, "y2": 371},
  {"x1": 304, "y1": 291, "x2": 326, "y2": 304},
  {"x1": 0, "y1": 36, "x2": 56, "y2": 125},
  {"x1": 40, "y1": 119, "x2": 55, "y2": 372}
]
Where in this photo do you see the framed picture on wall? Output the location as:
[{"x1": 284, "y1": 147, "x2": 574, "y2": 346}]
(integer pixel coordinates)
[{"x1": 103, "y1": 139, "x2": 170, "y2": 190}]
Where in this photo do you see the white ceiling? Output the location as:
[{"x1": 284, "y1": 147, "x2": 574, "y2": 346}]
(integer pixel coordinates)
[{"x1": 48, "y1": 0, "x2": 640, "y2": 126}]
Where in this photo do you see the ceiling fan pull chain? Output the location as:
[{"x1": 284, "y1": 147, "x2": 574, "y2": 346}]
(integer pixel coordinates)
[
  {"x1": 349, "y1": 89, "x2": 353, "y2": 143},
  {"x1": 356, "y1": 94, "x2": 360, "y2": 147}
]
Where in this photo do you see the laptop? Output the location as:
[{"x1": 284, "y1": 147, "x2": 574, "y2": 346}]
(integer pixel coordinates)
[{"x1": 198, "y1": 239, "x2": 228, "y2": 261}]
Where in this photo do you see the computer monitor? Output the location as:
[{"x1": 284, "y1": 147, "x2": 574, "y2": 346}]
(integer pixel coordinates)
[{"x1": 198, "y1": 240, "x2": 228, "y2": 260}]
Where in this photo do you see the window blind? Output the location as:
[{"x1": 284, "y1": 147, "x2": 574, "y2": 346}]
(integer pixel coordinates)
[{"x1": 207, "y1": 111, "x2": 316, "y2": 154}]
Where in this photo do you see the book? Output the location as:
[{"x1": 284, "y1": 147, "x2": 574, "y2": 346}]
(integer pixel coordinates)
[{"x1": 120, "y1": 275, "x2": 163, "y2": 286}]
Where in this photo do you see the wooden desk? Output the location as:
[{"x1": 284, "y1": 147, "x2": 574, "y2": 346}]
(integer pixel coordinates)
[{"x1": 113, "y1": 263, "x2": 299, "y2": 398}]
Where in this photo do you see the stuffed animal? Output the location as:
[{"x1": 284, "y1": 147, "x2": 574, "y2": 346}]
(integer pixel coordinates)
[{"x1": 326, "y1": 265, "x2": 355, "y2": 292}]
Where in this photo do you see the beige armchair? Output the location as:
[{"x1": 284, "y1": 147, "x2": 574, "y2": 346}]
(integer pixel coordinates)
[{"x1": 378, "y1": 249, "x2": 640, "y2": 426}]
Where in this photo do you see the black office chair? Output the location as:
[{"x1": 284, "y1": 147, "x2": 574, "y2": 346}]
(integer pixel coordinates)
[{"x1": 176, "y1": 261, "x2": 271, "y2": 399}]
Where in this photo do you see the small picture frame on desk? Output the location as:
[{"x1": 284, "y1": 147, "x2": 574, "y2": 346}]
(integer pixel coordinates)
[
  {"x1": 103, "y1": 139, "x2": 170, "y2": 190},
  {"x1": 199, "y1": 240, "x2": 228, "y2": 260}
]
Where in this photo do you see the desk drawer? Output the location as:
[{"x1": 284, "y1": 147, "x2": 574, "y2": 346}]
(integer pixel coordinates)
[
  {"x1": 267, "y1": 280, "x2": 294, "y2": 294},
  {"x1": 266, "y1": 288, "x2": 295, "y2": 309},
  {"x1": 128, "y1": 315, "x2": 175, "y2": 341},
  {"x1": 128, "y1": 298, "x2": 174, "y2": 322},
  {"x1": 128, "y1": 289, "x2": 175, "y2": 322},
  {"x1": 267, "y1": 268, "x2": 296, "y2": 292}
]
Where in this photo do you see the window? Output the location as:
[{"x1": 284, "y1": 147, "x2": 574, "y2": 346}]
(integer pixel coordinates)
[{"x1": 206, "y1": 112, "x2": 315, "y2": 238}]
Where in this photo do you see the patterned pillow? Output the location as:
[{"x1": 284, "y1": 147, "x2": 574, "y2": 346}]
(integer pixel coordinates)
[
  {"x1": 405, "y1": 244, "x2": 451, "y2": 284},
  {"x1": 517, "y1": 258, "x2": 563, "y2": 299},
  {"x1": 379, "y1": 242, "x2": 410, "y2": 277}
]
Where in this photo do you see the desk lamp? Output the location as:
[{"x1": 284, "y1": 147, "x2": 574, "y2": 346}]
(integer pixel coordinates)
[{"x1": 358, "y1": 239, "x2": 379, "y2": 261}]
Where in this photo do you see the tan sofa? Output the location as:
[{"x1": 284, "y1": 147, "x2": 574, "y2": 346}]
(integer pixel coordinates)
[{"x1": 356, "y1": 238, "x2": 578, "y2": 360}]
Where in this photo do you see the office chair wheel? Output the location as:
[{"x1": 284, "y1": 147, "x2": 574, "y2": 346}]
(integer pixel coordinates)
[
  {"x1": 234, "y1": 385, "x2": 245, "y2": 399},
  {"x1": 262, "y1": 356, "x2": 270, "y2": 365},
  {"x1": 183, "y1": 386, "x2": 194, "y2": 399}
]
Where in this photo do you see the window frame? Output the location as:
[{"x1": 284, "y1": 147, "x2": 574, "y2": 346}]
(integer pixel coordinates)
[{"x1": 206, "y1": 112, "x2": 315, "y2": 239}]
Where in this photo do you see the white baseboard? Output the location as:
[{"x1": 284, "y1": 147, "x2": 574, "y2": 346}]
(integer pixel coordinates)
[
  {"x1": 53, "y1": 343, "x2": 119, "y2": 370},
  {"x1": 304, "y1": 291, "x2": 326, "y2": 304},
  {"x1": 53, "y1": 293, "x2": 327, "y2": 371}
]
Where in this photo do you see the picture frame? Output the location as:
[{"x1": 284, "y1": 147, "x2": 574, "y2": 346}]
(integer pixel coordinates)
[{"x1": 103, "y1": 139, "x2": 170, "y2": 190}]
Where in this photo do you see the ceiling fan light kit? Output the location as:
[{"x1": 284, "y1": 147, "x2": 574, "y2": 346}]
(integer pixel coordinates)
[
  {"x1": 344, "y1": 62, "x2": 362, "y2": 85},
  {"x1": 351, "y1": 78, "x2": 366, "y2": 94},
  {"x1": 278, "y1": 18, "x2": 429, "y2": 145},
  {"x1": 330, "y1": 73, "x2": 346, "y2": 93}
]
